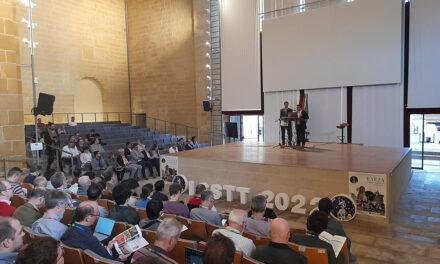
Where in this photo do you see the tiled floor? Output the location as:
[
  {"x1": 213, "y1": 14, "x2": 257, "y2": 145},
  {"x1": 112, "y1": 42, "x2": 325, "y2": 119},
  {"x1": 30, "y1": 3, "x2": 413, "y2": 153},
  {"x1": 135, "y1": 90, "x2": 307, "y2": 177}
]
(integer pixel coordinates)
[{"x1": 210, "y1": 170, "x2": 440, "y2": 264}]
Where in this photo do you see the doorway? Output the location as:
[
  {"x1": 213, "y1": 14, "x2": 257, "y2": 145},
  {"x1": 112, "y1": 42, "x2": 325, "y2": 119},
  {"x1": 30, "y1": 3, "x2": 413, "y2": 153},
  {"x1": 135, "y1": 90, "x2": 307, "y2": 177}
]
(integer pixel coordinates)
[{"x1": 409, "y1": 113, "x2": 440, "y2": 171}]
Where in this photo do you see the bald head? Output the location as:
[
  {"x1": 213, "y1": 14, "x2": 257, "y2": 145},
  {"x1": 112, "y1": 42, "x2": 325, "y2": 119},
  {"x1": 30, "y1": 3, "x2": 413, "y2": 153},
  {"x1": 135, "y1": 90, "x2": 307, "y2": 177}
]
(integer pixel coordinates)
[
  {"x1": 75, "y1": 201, "x2": 99, "y2": 226},
  {"x1": 270, "y1": 218, "x2": 290, "y2": 244}
]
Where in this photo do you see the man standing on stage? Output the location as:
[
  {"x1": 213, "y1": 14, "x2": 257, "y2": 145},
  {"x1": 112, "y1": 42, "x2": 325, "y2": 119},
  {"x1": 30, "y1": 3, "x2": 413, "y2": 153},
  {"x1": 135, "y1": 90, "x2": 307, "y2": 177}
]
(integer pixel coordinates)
[
  {"x1": 279, "y1": 101, "x2": 293, "y2": 146},
  {"x1": 295, "y1": 104, "x2": 309, "y2": 149}
]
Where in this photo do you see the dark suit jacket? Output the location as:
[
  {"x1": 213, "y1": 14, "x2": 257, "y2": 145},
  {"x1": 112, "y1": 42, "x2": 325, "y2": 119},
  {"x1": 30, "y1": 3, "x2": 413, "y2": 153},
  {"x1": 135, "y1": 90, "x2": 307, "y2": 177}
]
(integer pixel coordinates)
[
  {"x1": 252, "y1": 242, "x2": 307, "y2": 264},
  {"x1": 295, "y1": 111, "x2": 309, "y2": 130},
  {"x1": 280, "y1": 108, "x2": 294, "y2": 126},
  {"x1": 291, "y1": 234, "x2": 344, "y2": 264}
]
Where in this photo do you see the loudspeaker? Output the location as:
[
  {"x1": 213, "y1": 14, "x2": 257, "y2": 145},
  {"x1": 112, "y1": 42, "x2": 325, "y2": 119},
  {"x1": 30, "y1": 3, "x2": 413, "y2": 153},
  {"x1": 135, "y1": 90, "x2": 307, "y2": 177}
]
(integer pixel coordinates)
[
  {"x1": 36, "y1": 93, "x2": 55, "y2": 116},
  {"x1": 202, "y1": 100, "x2": 212, "y2": 112},
  {"x1": 225, "y1": 122, "x2": 238, "y2": 138}
]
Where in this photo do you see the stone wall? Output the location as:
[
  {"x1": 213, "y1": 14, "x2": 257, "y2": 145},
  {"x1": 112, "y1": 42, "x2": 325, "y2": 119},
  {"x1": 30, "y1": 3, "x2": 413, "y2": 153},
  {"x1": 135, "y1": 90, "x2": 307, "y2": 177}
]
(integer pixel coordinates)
[{"x1": 0, "y1": 0, "x2": 25, "y2": 174}]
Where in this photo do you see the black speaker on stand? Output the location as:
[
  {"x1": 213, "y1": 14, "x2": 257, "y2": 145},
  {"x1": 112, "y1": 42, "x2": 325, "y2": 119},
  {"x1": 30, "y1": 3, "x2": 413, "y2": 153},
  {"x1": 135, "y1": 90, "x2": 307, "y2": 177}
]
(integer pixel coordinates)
[
  {"x1": 202, "y1": 100, "x2": 212, "y2": 112},
  {"x1": 34, "y1": 93, "x2": 55, "y2": 116}
]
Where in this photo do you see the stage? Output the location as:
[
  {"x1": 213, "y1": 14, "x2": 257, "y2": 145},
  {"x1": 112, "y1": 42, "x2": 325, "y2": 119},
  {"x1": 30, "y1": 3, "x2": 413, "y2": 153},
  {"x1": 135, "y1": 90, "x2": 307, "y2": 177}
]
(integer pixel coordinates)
[{"x1": 165, "y1": 142, "x2": 412, "y2": 223}]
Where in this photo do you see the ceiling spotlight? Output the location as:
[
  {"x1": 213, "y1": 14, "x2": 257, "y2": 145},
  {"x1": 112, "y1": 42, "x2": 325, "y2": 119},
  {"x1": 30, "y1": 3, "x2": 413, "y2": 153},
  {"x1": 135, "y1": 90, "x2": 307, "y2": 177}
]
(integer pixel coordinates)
[
  {"x1": 205, "y1": 64, "x2": 211, "y2": 69},
  {"x1": 205, "y1": 53, "x2": 210, "y2": 58},
  {"x1": 205, "y1": 41, "x2": 211, "y2": 46}
]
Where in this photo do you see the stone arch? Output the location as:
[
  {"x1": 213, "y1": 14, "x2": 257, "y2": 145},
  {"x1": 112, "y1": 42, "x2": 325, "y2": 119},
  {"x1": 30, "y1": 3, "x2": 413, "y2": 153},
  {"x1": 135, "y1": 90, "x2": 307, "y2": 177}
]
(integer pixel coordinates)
[{"x1": 73, "y1": 77, "x2": 104, "y2": 115}]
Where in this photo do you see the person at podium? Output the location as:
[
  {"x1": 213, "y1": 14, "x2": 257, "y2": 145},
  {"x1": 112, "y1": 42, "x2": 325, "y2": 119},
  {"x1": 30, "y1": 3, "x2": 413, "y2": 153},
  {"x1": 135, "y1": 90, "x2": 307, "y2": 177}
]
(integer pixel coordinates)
[
  {"x1": 295, "y1": 104, "x2": 309, "y2": 149},
  {"x1": 280, "y1": 101, "x2": 293, "y2": 146}
]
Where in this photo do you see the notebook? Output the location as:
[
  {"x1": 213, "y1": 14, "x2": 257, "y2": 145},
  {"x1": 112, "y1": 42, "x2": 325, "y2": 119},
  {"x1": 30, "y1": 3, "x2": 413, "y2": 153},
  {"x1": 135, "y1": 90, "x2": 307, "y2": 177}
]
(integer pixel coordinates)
[
  {"x1": 185, "y1": 248, "x2": 203, "y2": 264},
  {"x1": 93, "y1": 217, "x2": 116, "y2": 242}
]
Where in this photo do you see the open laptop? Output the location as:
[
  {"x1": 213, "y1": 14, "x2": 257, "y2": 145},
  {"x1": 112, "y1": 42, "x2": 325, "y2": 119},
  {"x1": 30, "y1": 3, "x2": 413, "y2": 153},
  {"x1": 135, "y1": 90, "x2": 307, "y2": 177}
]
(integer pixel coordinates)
[
  {"x1": 93, "y1": 217, "x2": 116, "y2": 242},
  {"x1": 185, "y1": 248, "x2": 203, "y2": 264}
]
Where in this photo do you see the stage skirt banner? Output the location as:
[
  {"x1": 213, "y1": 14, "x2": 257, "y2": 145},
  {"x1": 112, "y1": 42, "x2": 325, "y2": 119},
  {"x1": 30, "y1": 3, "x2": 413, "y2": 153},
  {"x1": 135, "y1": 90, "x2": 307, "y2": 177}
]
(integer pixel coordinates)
[
  {"x1": 160, "y1": 155, "x2": 179, "y2": 182},
  {"x1": 348, "y1": 172, "x2": 387, "y2": 218}
]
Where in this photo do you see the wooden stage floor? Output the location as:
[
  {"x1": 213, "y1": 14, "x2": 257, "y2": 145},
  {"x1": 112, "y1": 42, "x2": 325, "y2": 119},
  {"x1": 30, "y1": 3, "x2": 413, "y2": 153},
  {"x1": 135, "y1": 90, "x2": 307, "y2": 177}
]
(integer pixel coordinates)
[{"x1": 175, "y1": 142, "x2": 410, "y2": 174}]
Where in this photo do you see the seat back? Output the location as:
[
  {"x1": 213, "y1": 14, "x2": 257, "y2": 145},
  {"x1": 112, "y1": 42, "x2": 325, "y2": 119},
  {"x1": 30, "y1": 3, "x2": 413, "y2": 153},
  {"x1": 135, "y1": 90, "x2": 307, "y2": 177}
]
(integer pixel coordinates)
[
  {"x1": 205, "y1": 222, "x2": 221, "y2": 237},
  {"x1": 135, "y1": 207, "x2": 148, "y2": 220},
  {"x1": 61, "y1": 243, "x2": 85, "y2": 264},
  {"x1": 242, "y1": 231, "x2": 270, "y2": 247},
  {"x1": 112, "y1": 222, "x2": 127, "y2": 237},
  {"x1": 97, "y1": 199, "x2": 109, "y2": 210},
  {"x1": 11, "y1": 195, "x2": 26, "y2": 208},
  {"x1": 82, "y1": 249, "x2": 122, "y2": 264},
  {"x1": 106, "y1": 200, "x2": 116, "y2": 211},
  {"x1": 77, "y1": 195, "x2": 88, "y2": 202},
  {"x1": 233, "y1": 251, "x2": 242, "y2": 264},
  {"x1": 61, "y1": 208, "x2": 75, "y2": 225},
  {"x1": 168, "y1": 238, "x2": 198, "y2": 264},
  {"x1": 242, "y1": 255, "x2": 264, "y2": 264},
  {"x1": 288, "y1": 242, "x2": 329, "y2": 264},
  {"x1": 176, "y1": 216, "x2": 207, "y2": 241},
  {"x1": 141, "y1": 229, "x2": 157, "y2": 244}
]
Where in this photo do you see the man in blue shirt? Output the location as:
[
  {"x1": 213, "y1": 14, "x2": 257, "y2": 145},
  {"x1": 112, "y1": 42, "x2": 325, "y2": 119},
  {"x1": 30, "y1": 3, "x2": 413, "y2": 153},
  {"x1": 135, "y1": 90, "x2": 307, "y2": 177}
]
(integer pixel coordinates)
[{"x1": 61, "y1": 201, "x2": 128, "y2": 261}]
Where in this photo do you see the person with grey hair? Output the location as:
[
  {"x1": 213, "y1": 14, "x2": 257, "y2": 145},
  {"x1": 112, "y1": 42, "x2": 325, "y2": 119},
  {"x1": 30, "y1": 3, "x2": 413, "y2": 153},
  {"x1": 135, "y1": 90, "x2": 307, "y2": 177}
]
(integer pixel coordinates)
[
  {"x1": 77, "y1": 176, "x2": 91, "y2": 195},
  {"x1": 213, "y1": 209, "x2": 256, "y2": 256},
  {"x1": 13, "y1": 188, "x2": 46, "y2": 227},
  {"x1": 245, "y1": 195, "x2": 271, "y2": 237},
  {"x1": 50, "y1": 172, "x2": 67, "y2": 190},
  {"x1": 132, "y1": 217, "x2": 183, "y2": 263},
  {"x1": 190, "y1": 190, "x2": 222, "y2": 226},
  {"x1": 32, "y1": 190, "x2": 69, "y2": 240},
  {"x1": 33, "y1": 176, "x2": 48, "y2": 189},
  {"x1": 0, "y1": 217, "x2": 24, "y2": 263}
]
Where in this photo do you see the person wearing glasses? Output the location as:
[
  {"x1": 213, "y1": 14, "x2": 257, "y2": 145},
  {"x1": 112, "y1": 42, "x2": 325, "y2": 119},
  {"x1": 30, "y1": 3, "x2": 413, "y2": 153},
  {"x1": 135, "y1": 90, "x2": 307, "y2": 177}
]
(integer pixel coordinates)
[
  {"x1": 0, "y1": 181, "x2": 15, "y2": 217},
  {"x1": 32, "y1": 190, "x2": 69, "y2": 240}
]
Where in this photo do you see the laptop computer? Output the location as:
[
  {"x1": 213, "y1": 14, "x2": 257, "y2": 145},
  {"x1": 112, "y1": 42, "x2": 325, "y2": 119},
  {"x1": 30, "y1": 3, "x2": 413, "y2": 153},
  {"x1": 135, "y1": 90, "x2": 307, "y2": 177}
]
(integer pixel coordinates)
[
  {"x1": 185, "y1": 248, "x2": 203, "y2": 264},
  {"x1": 93, "y1": 217, "x2": 116, "y2": 242}
]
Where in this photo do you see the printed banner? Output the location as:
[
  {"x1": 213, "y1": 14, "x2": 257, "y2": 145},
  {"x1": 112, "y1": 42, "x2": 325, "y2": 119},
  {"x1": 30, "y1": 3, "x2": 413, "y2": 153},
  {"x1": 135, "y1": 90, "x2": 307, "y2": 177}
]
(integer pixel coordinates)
[
  {"x1": 348, "y1": 172, "x2": 387, "y2": 218},
  {"x1": 160, "y1": 155, "x2": 179, "y2": 182}
]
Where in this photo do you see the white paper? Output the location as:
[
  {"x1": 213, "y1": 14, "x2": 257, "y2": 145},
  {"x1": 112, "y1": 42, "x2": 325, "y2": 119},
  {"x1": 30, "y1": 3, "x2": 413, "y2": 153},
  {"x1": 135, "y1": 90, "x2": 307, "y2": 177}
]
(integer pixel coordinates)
[
  {"x1": 318, "y1": 231, "x2": 346, "y2": 257},
  {"x1": 30, "y1": 143, "x2": 43, "y2": 151}
]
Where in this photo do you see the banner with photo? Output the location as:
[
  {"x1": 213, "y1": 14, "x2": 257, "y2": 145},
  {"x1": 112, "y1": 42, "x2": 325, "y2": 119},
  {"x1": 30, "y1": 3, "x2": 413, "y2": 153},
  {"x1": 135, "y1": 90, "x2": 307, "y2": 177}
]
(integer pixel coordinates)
[
  {"x1": 348, "y1": 172, "x2": 387, "y2": 218},
  {"x1": 160, "y1": 155, "x2": 178, "y2": 182}
]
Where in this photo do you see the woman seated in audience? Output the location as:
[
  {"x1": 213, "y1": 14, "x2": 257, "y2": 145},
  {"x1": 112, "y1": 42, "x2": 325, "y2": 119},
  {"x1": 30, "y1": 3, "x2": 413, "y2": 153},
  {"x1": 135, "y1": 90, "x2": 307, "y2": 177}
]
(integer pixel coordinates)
[
  {"x1": 90, "y1": 137, "x2": 105, "y2": 154},
  {"x1": 139, "y1": 199, "x2": 164, "y2": 231},
  {"x1": 108, "y1": 183, "x2": 140, "y2": 225},
  {"x1": 15, "y1": 236, "x2": 64, "y2": 264},
  {"x1": 136, "y1": 183, "x2": 153, "y2": 209},
  {"x1": 187, "y1": 183, "x2": 206, "y2": 210}
]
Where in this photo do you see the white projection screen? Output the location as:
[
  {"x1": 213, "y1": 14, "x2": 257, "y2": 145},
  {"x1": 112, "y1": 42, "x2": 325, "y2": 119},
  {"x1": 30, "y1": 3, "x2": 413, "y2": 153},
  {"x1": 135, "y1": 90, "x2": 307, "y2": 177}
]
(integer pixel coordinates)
[
  {"x1": 262, "y1": 0, "x2": 402, "y2": 92},
  {"x1": 221, "y1": 0, "x2": 261, "y2": 112}
]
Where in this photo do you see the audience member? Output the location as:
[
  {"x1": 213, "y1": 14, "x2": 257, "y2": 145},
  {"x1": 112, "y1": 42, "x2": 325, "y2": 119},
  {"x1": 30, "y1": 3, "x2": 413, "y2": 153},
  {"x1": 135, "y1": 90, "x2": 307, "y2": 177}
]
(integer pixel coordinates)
[
  {"x1": 77, "y1": 138, "x2": 87, "y2": 153},
  {"x1": 151, "y1": 180, "x2": 168, "y2": 202},
  {"x1": 6, "y1": 167, "x2": 25, "y2": 196},
  {"x1": 32, "y1": 190, "x2": 69, "y2": 240},
  {"x1": 168, "y1": 144, "x2": 179, "y2": 154},
  {"x1": 187, "y1": 183, "x2": 206, "y2": 210},
  {"x1": 116, "y1": 148, "x2": 142, "y2": 180},
  {"x1": 130, "y1": 143, "x2": 154, "y2": 179},
  {"x1": 136, "y1": 183, "x2": 153, "y2": 209},
  {"x1": 245, "y1": 195, "x2": 270, "y2": 237},
  {"x1": 176, "y1": 138, "x2": 185, "y2": 151},
  {"x1": 85, "y1": 129, "x2": 100, "y2": 144},
  {"x1": 252, "y1": 218, "x2": 306, "y2": 264},
  {"x1": 77, "y1": 176, "x2": 92, "y2": 195},
  {"x1": 133, "y1": 218, "x2": 182, "y2": 263},
  {"x1": 61, "y1": 201, "x2": 127, "y2": 261},
  {"x1": 0, "y1": 217, "x2": 24, "y2": 263},
  {"x1": 23, "y1": 165, "x2": 42, "y2": 185},
  {"x1": 203, "y1": 234, "x2": 235, "y2": 264},
  {"x1": 91, "y1": 151, "x2": 108, "y2": 176},
  {"x1": 145, "y1": 144, "x2": 160, "y2": 176},
  {"x1": 319, "y1": 197, "x2": 356, "y2": 263},
  {"x1": 13, "y1": 188, "x2": 45, "y2": 227},
  {"x1": 90, "y1": 137, "x2": 105, "y2": 154},
  {"x1": 15, "y1": 236, "x2": 64, "y2": 264},
  {"x1": 190, "y1": 190, "x2": 222, "y2": 226},
  {"x1": 33, "y1": 176, "x2": 48, "y2": 189},
  {"x1": 0, "y1": 181, "x2": 15, "y2": 217},
  {"x1": 291, "y1": 210, "x2": 342, "y2": 264},
  {"x1": 119, "y1": 179, "x2": 140, "y2": 206},
  {"x1": 68, "y1": 116, "x2": 77, "y2": 127},
  {"x1": 80, "y1": 147, "x2": 92, "y2": 169},
  {"x1": 163, "y1": 183, "x2": 189, "y2": 218},
  {"x1": 87, "y1": 182, "x2": 108, "y2": 217},
  {"x1": 213, "y1": 209, "x2": 256, "y2": 256},
  {"x1": 108, "y1": 183, "x2": 140, "y2": 225},
  {"x1": 61, "y1": 139, "x2": 81, "y2": 170},
  {"x1": 139, "y1": 199, "x2": 163, "y2": 231}
]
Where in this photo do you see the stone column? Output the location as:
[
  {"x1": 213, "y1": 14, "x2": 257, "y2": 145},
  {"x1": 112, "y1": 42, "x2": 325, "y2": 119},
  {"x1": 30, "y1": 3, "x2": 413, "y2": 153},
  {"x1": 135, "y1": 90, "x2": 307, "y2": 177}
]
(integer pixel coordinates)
[{"x1": 0, "y1": 0, "x2": 25, "y2": 175}]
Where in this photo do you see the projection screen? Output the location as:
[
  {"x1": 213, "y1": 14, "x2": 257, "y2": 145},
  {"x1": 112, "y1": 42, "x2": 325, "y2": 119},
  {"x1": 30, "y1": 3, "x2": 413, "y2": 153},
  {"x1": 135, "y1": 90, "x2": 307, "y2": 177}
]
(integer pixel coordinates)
[{"x1": 262, "y1": 0, "x2": 402, "y2": 92}]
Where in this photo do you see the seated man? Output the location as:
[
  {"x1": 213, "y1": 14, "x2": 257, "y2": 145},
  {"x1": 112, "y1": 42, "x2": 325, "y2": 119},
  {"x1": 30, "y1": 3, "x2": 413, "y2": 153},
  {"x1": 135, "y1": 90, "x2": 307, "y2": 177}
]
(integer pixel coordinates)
[
  {"x1": 0, "y1": 181, "x2": 15, "y2": 217},
  {"x1": 77, "y1": 176, "x2": 92, "y2": 196},
  {"x1": 291, "y1": 211, "x2": 343, "y2": 264},
  {"x1": 0, "y1": 217, "x2": 24, "y2": 263},
  {"x1": 163, "y1": 183, "x2": 189, "y2": 218},
  {"x1": 15, "y1": 236, "x2": 64, "y2": 264},
  {"x1": 6, "y1": 167, "x2": 25, "y2": 196},
  {"x1": 139, "y1": 199, "x2": 163, "y2": 231},
  {"x1": 203, "y1": 234, "x2": 235, "y2": 264},
  {"x1": 13, "y1": 188, "x2": 45, "y2": 227},
  {"x1": 252, "y1": 218, "x2": 306, "y2": 264},
  {"x1": 150, "y1": 180, "x2": 168, "y2": 202},
  {"x1": 116, "y1": 148, "x2": 142, "y2": 180},
  {"x1": 212, "y1": 209, "x2": 256, "y2": 257},
  {"x1": 61, "y1": 140, "x2": 81, "y2": 171},
  {"x1": 61, "y1": 201, "x2": 128, "y2": 261},
  {"x1": 91, "y1": 151, "x2": 108, "y2": 176},
  {"x1": 108, "y1": 184, "x2": 140, "y2": 225},
  {"x1": 187, "y1": 183, "x2": 205, "y2": 211},
  {"x1": 319, "y1": 197, "x2": 355, "y2": 263},
  {"x1": 245, "y1": 195, "x2": 271, "y2": 237},
  {"x1": 68, "y1": 116, "x2": 77, "y2": 127},
  {"x1": 50, "y1": 172, "x2": 74, "y2": 207},
  {"x1": 133, "y1": 217, "x2": 182, "y2": 262},
  {"x1": 32, "y1": 190, "x2": 69, "y2": 240},
  {"x1": 87, "y1": 183, "x2": 108, "y2": 217},
  {"x1": 190, "y1": 190, "x2": 222, "y2": 226}
]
